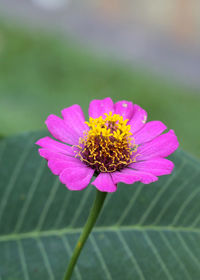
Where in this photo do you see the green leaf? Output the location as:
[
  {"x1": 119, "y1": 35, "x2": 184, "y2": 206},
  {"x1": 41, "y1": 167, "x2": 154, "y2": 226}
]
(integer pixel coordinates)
[{"x1": 0, "y1": 132, "x2": 200, "y2": 280}]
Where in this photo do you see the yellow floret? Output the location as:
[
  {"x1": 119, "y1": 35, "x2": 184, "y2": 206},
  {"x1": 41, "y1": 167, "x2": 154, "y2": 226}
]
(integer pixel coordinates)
[{"x1": 75, "y1": 112, "x2": 138, "y2": 173}]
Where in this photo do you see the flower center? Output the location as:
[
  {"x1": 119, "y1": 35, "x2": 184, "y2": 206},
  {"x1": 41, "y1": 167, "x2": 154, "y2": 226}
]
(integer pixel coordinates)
[{"x1": 75, "y1": 112, "x2": 138, "y2": 173}]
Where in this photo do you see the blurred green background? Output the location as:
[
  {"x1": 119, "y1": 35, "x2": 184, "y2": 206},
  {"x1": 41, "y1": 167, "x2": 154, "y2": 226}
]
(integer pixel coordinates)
[{"x1": 0, "y1": 20, "x2": 200, "y2": 157}]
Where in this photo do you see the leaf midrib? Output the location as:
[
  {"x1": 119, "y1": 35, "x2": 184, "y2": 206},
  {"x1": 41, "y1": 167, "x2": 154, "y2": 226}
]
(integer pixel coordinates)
[{"x1": 0, "y1": 225, "x2": 199, "y2": 243}]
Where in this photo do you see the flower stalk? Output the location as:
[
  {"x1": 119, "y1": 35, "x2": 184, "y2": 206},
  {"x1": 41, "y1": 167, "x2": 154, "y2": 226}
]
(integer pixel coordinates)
[{"x1": 63, "y1": 189, "x2": 108, "y2": 280}]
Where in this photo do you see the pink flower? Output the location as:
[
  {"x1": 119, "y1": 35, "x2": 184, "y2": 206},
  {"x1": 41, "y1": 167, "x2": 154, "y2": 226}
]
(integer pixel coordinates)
[{"x1": 36, "y1": 98, "x2": 179, "y2": 192}]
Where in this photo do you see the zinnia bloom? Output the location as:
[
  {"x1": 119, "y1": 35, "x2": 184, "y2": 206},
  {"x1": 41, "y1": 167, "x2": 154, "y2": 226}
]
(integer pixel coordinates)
[{"x1": 36, "y1": 98, "x2": 179, "y2": 192}]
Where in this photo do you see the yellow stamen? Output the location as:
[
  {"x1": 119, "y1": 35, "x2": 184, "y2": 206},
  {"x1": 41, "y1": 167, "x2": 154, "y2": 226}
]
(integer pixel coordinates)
[{"x1": 75, "y1": 112, "x2": 138, "y2": 173}]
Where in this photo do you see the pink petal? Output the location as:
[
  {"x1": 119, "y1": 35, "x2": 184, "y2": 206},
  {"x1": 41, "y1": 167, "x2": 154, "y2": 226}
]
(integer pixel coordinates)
[
  {"x1": 129, "y1": 157, "x2": 174, "y2": 176},
  {"x1": 36, "y1": 137, "x2": 74, "y2": 156},
  {"x1": 59, "y1": 164, "x2": 94, "y2": 191},
  {"x1": 61, "y1": 105, "x2": 88, "y2": 136},
  {"x1": 137, "y1": 129, "x2": 179, "y2": 160},
  {"x1": 128, "y1": 104, "x2": 148, "y2": 134},
  {"x1": 88, "y1": 97, "x2": 114, "y2": 119},
  {"x1": 114, "y1": 100, "x2": 134, "y2": 121},
  {"x1": 92, "y1": 173, "x2": 117, "y2": 192},
  {"x1": 134, "y1": 121, "x2": 167, "y2": 144},
  {"x1": 38, "y1": 148, "x2": 75, "y2": 161},
  {"x1": 112, "y1": 168, "x2": 158, "y2": 185},
  {"x1": 45, "y1": 114, "x2": 80, "y2": 145},
  {"x1": 48, "y1": 157, "x2": 84, "y2": 175}
]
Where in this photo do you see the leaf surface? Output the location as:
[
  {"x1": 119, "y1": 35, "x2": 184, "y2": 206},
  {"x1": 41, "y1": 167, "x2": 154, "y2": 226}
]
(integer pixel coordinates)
[{"x1": 0, "y1": 132, "x2": 200, "y2": 280}]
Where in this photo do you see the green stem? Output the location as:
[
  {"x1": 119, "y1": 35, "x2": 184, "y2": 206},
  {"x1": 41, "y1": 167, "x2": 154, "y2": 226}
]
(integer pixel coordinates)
[{"x1": 63, "y1": 189, "x2": 108, "y2": 280}]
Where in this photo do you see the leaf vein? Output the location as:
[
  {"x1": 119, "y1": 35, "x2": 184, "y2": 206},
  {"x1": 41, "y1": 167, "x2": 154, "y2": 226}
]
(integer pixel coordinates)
[
  {"x1": 153, "y1": 164, "x2": 197, "y2": 225},
  {"x1": 139, "y1": 161, "x2": 185, "y2": 226},
  {"x1": 36, "y1": 177, "x2": 60, "y2": 231},
  {"x1": 171, "y1": 171, "x2": 200, "y2": 226},
  {"x1": 54, "y1": 191, "x2": 73, "y2": 229},
  {"x1": 70, "y1": 188, "x2": 91, "y2": 227},
  {"x1": 143, "y1": 232, "x2": 173, "y2": 280},
  {"x1": 159, "y1": 232, "x2": 191, "y2": 280},
  {"x1": 60, "y1": 235, "x2": 82, "y2": 280},
  {"x1": 90, "y1": 235, "x2": 112, "y2": 280},
  {"x1": 117, "y1": 231, "x2": 145, "y2": 280},
  {"x1": 14, "y1": 160, "x2": 46, "y2": 233},
  {"x1": 0, "y1": 139, "x2": 32, "y2": 223},
  {"x1": 0, "y1": 141, "x2": 6, "y2": 166},
  {"x1": 36, "y1": 238, "x2": 54, "y2": 280},
  {"x1": 176, "y1": 232, "x2": 200, "y2": 268},
  {"x1": 0, "y1": 225, "x2": 200, "y2": 242},
  {"x1": 116, "y1": 183, "x2": 143, "y2": 225},
  {"x1": 17, "y1": 240, "x2": 30, "y2": 280}
]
